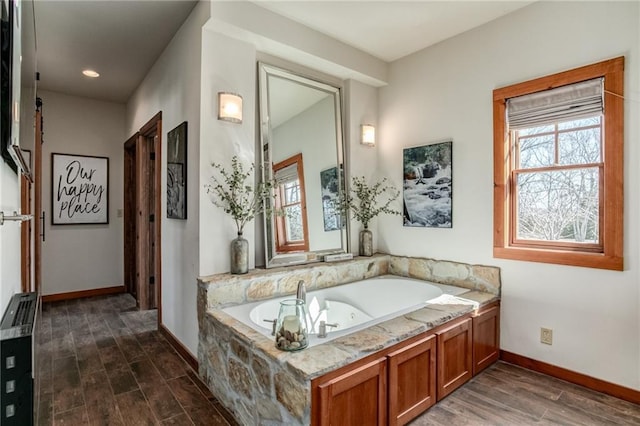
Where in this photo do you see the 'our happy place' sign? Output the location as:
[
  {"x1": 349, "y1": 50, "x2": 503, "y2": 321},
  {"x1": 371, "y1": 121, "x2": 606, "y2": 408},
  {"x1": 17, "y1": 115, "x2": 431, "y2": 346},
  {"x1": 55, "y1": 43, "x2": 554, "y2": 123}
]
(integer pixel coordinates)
[{"x1": 52, "y1": 153, "x2": 109, "y2": 225}]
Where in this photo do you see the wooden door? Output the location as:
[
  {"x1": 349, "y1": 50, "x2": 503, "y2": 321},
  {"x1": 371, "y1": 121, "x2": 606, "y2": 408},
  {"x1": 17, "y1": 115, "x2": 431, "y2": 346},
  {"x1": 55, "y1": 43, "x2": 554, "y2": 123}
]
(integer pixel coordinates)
[
  {"x1": 473, "y1": 305, "x2": 500, "y2": 375},
  {"x1": 34, "y1": 100, "x2": 42, "y2": 294},
  {"x1": 316, "y1": 357, "x2": 387, "y2": 426},
  {"x1": 388, "y1": 334, "x2": 436, "y2": 426},
  {"x1": 437, "y1": 317, "x2": 472, "y2": 401},
  {"x1": 20, "y1": 173, "x2": 32, "y2": 292},
  {"x1": 123, "y1": 134, "x2": 138, "y2": 299},
  {"x1": 124, "y1": 112, "x2": 161, "y2": 314}
]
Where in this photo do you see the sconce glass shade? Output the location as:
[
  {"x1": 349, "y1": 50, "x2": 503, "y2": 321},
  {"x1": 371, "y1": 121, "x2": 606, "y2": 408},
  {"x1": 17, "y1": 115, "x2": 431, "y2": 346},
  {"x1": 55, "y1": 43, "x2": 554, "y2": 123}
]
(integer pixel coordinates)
[
  {"x1": 218, "y1": 92, "x2": 243, "y2": 123},
  {"x1": 361, "y1": 124, "x2": 375, "y2": 146}
]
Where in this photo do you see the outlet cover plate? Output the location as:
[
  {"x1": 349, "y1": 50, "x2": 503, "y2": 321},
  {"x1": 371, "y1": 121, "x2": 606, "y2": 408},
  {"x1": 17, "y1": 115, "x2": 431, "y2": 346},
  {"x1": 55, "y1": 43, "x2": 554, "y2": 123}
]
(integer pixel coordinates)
[{"x1": 540, "y1": 328, "x2": 553, "y2": 345}]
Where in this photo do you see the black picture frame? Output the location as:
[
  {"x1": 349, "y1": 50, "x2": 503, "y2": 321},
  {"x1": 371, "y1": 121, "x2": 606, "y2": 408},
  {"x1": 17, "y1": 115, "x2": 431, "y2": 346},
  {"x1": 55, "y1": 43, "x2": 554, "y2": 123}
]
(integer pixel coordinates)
[
  {"x1": 403, "y1": 140, "x2": 453, "y2": 228},
  {"x1": 167, "y1": 121, "x2": 187, "y2": 219},
  {"x1": 51, "y1": 153, "x2": 109, "y2": 225}
]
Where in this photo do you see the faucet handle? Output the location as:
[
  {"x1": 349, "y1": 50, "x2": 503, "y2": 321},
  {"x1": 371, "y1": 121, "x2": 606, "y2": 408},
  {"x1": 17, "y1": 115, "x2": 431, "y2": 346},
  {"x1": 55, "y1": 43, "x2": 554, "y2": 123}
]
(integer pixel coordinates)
[
  {"x1": 263, "y1": 318, "x2": 277, "y2": 335},
  {"x1": 318, "y1": 321, "x2": 338, "y2": 338}
]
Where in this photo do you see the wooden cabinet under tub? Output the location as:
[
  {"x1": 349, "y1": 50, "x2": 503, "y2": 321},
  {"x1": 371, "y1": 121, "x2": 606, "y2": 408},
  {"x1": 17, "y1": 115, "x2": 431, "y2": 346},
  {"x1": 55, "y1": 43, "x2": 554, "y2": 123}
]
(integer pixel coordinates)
[
  {"x1": 311, "y1": 302, "x2": 500, "y2": 426},
  {"x1": 472, "y1": 305, "x2": 500, "y2": 375},
  {"x1": 315, "y1": 357, "x2": 388, "y2": 425},
  {"x1": 388, "y1": 334, "x2": 437, "y2": 425}
]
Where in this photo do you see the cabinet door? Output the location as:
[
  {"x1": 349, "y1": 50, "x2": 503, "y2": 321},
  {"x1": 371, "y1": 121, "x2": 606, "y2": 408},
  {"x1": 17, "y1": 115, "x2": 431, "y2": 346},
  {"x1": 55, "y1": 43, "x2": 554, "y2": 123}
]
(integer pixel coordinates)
[
  {"x1": 317, "y1": 357, "x2": 387, "y2": 426},
  {"x1": 437, "y1": 317, "x2": 472, "y2": 400},
  {"x1": 473, "y1": 305, "x2": 500, "y2": 375},
  {"x1": 388, "y1": 334, "x2": 436, "y2": 426}
]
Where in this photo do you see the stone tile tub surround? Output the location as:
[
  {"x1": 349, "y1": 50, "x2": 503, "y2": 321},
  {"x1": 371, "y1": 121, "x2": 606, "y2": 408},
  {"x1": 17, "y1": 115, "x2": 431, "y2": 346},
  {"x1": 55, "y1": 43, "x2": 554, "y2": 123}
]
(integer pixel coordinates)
[
  {"x1": 198, "y1": 254, "x2": 500, "y2": 313},
  {"x1": 197, "y1": 255, "x2": 501, "y2": 424}
]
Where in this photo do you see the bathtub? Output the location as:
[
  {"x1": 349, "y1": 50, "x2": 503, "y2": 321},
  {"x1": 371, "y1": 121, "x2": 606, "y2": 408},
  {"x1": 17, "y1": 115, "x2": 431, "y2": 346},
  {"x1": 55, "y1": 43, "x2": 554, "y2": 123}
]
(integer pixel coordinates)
[{"x1": 222, "y1": 275, "x2": 472, "y2": 347}]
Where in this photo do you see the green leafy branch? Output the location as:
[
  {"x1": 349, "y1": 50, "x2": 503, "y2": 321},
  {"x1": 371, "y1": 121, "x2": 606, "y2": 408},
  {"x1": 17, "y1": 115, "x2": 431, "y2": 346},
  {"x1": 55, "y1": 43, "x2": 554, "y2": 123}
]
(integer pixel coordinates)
[
  {"x1": 205, "y1": 156, "x2": 275, "y2": 234},
  {"x1": 338, "y1": 176, "x2": 401, "y2": 229}
]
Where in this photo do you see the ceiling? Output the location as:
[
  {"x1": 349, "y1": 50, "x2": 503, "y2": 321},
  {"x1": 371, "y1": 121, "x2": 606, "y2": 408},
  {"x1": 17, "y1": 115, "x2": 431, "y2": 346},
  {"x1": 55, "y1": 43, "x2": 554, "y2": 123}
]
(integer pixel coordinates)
[
  {"x1": 255, "y1": 1, "x2": 533, "y2": 63},
  {"x1": 34, "y1": 0, "x2": 533, "y2": 103},
  {"x1": 35, "y1": 0, "x2": 197, "y2": 103}
]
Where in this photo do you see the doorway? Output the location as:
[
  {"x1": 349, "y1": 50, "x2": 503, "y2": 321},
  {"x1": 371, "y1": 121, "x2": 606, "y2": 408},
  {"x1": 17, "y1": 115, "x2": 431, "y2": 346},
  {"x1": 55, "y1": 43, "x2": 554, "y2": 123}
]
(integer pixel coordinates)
[{"x1": 123, "y1": 112, "x2": 162, "y2": 317}]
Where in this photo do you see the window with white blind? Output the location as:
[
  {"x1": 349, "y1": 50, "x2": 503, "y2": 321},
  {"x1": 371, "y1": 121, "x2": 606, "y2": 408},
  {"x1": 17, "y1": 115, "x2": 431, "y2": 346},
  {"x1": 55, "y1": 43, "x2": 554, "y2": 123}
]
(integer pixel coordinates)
[{"x1": 493, "y1": 57, "x2": 624, "y2": 270}]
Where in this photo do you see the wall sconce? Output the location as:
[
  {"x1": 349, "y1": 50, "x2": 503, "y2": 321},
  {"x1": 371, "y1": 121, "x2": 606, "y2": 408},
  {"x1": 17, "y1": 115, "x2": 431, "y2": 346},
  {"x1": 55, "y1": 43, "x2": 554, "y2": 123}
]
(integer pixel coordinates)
[
  {"x1": 218, "y1": 92, "x2": 243, "y2": 123},
  {"x1": 361, "y1": 124, "x2": 376, "y2": 146}
]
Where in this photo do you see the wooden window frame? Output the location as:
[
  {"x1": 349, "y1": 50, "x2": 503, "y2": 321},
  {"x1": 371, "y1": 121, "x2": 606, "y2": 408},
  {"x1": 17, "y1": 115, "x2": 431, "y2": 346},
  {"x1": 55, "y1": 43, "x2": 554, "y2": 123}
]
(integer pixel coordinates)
[
  {"x1": 493, "y1": 57, "x2": 624, "y2": 270},
  {"x1": 273, "y1": 153, "x2": 310, "y2": 253}
]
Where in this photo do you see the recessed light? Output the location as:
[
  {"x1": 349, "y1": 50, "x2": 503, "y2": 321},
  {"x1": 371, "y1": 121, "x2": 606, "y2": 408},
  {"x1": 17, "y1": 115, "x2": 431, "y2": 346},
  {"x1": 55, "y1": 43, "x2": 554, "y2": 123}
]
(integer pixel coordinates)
[{"x1": 82, "y1": 69, "x2": 100, "y2": 78}]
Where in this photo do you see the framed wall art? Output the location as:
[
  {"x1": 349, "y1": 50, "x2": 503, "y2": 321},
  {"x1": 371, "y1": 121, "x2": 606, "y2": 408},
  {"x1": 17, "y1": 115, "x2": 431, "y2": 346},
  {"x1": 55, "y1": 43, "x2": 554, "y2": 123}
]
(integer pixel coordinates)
[
  {"x1": 167, "y1": 121, "x2": 187, "y2": 219},
  {"x1": 51, "y1": 153, "x2": 109, "y2": 225},
  {"x1": 320, "y1": 165, "x2": 344, "y2": 231},
  {"x1": 403, "y1": 140, "x2": 452, "y2": 228}
]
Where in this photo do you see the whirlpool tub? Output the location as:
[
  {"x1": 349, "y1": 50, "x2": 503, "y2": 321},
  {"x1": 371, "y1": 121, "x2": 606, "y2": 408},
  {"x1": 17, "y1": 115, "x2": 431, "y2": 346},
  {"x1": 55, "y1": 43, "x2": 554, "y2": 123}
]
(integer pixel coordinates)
[{"x1": 222, "y1": 275, "x2": 473, "y2": 347}]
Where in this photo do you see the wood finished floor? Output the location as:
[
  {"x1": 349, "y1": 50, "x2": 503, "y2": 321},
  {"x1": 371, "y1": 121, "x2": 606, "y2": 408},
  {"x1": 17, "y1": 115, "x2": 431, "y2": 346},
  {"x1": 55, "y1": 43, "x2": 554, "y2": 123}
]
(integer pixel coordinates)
[
  {"x1": 37, "y1": 294, "x2": 640, "y2": 425},
  {"x1": 36, "y1": 293, "x2": 237, "y2": 426}
]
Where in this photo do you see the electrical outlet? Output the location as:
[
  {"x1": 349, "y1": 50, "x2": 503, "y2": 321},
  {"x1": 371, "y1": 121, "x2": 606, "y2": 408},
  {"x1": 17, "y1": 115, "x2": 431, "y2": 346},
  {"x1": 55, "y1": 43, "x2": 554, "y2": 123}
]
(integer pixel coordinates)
[{"x1": 540, "y1": 327, "x2": 553, "y2": 345}]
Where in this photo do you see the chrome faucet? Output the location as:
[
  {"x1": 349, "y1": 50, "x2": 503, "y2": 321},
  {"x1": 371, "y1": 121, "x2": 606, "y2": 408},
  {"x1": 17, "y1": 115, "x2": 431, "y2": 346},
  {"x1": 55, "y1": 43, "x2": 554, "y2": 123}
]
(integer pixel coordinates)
[
  {"x1": 318, "y1": 320, "x2": 338, "y2": 338},
  {"x1": 296, "y1": 280, "x2": 306, "y2": 304}
]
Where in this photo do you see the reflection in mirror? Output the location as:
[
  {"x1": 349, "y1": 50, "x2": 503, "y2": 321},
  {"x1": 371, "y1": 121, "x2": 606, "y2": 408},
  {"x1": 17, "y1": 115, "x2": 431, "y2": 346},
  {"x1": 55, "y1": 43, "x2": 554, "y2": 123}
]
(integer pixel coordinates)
[
  {"x1": 274, "y1": 153, "x2": 309, "y2": 253},
  {"x1": 259, "y1": 62, "x2": 348, "y2": 268}
]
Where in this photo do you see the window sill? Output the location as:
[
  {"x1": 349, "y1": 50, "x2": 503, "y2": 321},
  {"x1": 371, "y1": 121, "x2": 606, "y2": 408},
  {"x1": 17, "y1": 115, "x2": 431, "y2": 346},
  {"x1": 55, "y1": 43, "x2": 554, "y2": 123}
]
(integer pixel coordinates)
[{"x1": 493, "y1": 246, "x2": 623, "y2": 271}]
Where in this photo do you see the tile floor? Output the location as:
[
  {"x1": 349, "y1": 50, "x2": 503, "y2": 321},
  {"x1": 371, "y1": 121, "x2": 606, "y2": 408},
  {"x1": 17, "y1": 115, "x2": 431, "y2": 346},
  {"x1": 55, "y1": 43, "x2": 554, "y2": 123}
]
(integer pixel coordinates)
[
  {"x1": 36, "y1": 293, "x2": 236, "y2": 425},
  {"x1": 36, "y1": 293, "x2": 640, "y2": 425}
]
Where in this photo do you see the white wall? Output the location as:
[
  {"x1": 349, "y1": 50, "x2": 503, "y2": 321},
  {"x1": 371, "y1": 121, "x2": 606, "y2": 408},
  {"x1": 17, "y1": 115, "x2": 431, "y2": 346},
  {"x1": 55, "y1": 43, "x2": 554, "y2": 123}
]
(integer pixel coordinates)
[
  {"x1": 344, "y1": 79, "x2": 380, "y2": 254},
  {"x1": 273, "y1": 96, "x2": 342, "y2": 251},
  {"x1": 378, "y1": 1, "x2": 639, "y2": 389},
  {"x1": 199, "y1": 29, "x2": 257, "y2": 276},
  {"x1": 0, "y1": 161, "x2": 21, "y2": 313},
  {"x1": 126, "y1": 0, "x2": 209, "y2": 356},
  {"x1": 40, "y1": 90, "x2": 125, "y2": 296}
]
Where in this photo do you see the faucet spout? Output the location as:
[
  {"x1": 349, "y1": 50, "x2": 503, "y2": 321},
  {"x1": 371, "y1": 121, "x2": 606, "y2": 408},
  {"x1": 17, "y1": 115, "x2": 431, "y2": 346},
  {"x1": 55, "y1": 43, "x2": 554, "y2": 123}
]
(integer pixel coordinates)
[{"x1": 296, "y1": 280, "x2": 306, "y2": 304}]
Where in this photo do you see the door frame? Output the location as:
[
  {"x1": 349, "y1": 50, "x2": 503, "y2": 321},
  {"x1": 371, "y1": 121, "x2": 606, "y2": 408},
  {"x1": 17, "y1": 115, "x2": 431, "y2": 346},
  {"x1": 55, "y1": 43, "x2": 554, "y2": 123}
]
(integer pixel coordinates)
[{"x1": 124, "y1": 112, "x2": 162, "y2": 324}]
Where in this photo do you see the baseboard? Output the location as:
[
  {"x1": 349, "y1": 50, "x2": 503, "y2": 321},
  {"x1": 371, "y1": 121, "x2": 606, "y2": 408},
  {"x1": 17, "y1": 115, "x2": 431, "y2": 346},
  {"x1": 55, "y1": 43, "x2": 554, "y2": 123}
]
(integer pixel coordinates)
[
  {"x1": 500, "y1": 350, "x2": 640, "y2": 404},
  {"x1": 160, "y1": 324, "x2": 198, "y2": 372},
  {"x1": 42, "y1": 285, "x2": 125, "y2": 302}
]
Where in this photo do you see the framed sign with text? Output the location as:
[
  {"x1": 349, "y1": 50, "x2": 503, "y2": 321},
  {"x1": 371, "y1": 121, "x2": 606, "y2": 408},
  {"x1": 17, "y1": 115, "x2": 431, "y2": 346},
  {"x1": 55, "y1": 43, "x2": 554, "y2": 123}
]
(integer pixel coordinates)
[{"x1": 51, "y1": 153, "x2": 109, "y2": 225}]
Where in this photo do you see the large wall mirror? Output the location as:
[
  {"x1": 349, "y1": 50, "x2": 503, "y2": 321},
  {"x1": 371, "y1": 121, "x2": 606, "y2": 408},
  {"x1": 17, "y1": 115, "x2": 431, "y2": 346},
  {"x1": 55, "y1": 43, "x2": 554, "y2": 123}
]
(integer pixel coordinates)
[{"x1": 258, "y1": 62, "x2": 348, "y2": 268}]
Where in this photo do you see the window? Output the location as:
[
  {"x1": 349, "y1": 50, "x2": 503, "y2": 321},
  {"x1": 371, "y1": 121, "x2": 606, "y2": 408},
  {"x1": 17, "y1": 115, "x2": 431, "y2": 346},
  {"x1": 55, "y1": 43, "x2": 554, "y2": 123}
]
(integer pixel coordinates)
[
  {"x1": 493, "y1": 57, "x2": 624, "y2": 270},
  {"x1": 273, "y1": 153, "x2": 309, "y2": 252}
]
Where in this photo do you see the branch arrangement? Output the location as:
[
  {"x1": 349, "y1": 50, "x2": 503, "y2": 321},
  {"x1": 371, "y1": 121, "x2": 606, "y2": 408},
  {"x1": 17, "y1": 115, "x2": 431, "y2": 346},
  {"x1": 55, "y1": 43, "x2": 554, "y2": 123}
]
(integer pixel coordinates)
[
  {"x1": 339, "y1": 176, "x2": 401, "y2": 229},
  {"x1": 205, "y1": 156, "x2": 274, "y2": 234}
]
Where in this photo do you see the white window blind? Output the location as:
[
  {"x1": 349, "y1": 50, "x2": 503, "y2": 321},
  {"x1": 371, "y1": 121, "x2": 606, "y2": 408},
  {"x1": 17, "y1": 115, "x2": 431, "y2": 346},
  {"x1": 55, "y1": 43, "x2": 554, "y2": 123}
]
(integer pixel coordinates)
[
  {"x1": 507, "y1": 78, "x2": 603, "y2": 129},
  {"x1": 274, "y1": 163, "x2": 299, "y2": 185}
]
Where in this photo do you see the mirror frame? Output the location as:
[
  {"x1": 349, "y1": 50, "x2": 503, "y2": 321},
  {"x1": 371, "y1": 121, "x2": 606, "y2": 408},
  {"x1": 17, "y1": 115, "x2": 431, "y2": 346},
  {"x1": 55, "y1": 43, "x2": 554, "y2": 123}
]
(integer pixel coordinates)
[{"x1": 258, "y1": 62, "x2": 349, "y2": 268}]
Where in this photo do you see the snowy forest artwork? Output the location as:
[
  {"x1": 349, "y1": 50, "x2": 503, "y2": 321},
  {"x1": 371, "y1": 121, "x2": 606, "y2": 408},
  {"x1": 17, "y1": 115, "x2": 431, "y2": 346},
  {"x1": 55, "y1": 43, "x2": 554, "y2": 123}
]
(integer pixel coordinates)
[
  {"x1": 403, "y1": 141, "x2": 452, "y2": 227},
  {"x1": 320, "y1": 166, "x2": 345, "y2": 231}
]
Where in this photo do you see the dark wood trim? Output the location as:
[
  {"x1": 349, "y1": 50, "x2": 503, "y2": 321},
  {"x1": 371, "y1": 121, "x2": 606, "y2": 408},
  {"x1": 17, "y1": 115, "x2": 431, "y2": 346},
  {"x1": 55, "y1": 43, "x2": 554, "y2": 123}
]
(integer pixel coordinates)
[
  {"x1": 500, "y1": 350, "x2": 640, "y2": 405},
  {"x1": 20, "y1": 173, "x2": 31, "y2": 292},
  {"x1": 139, "y1": 111, "x2": 163, "y2": 136},
  {"x1": 34, "y1": 105, "x2": 42, "y2": 294},
  {"x1": 160, "y1": 324, "x2": 198, "y2": 372},
  {"x1": 42, "y1": 285, "x2": 125, "y2": 302},
  {"x1": 137, "y1": 112, "x2": 162, "y2": 323}
]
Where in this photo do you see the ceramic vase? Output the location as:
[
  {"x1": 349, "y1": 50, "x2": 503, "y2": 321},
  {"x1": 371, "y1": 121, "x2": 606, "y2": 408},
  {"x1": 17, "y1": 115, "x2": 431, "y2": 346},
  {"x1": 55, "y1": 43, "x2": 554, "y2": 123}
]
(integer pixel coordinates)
[
  {"x1": 230, "y1": 232, "x2": 249, "y2": 274},
  {"x1": 359, "y1": 228, "x2": 373, "y2": 257},
  {"x1": 275, "y1": 299, "x2": 309, "y2": 351}
]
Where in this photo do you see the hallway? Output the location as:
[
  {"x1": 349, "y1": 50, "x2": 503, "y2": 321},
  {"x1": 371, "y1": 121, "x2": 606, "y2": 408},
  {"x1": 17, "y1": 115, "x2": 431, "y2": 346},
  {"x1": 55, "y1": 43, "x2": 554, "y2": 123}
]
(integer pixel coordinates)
[{"x1": 36, "y1": 293, "x2": 236, "y2": 425}]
